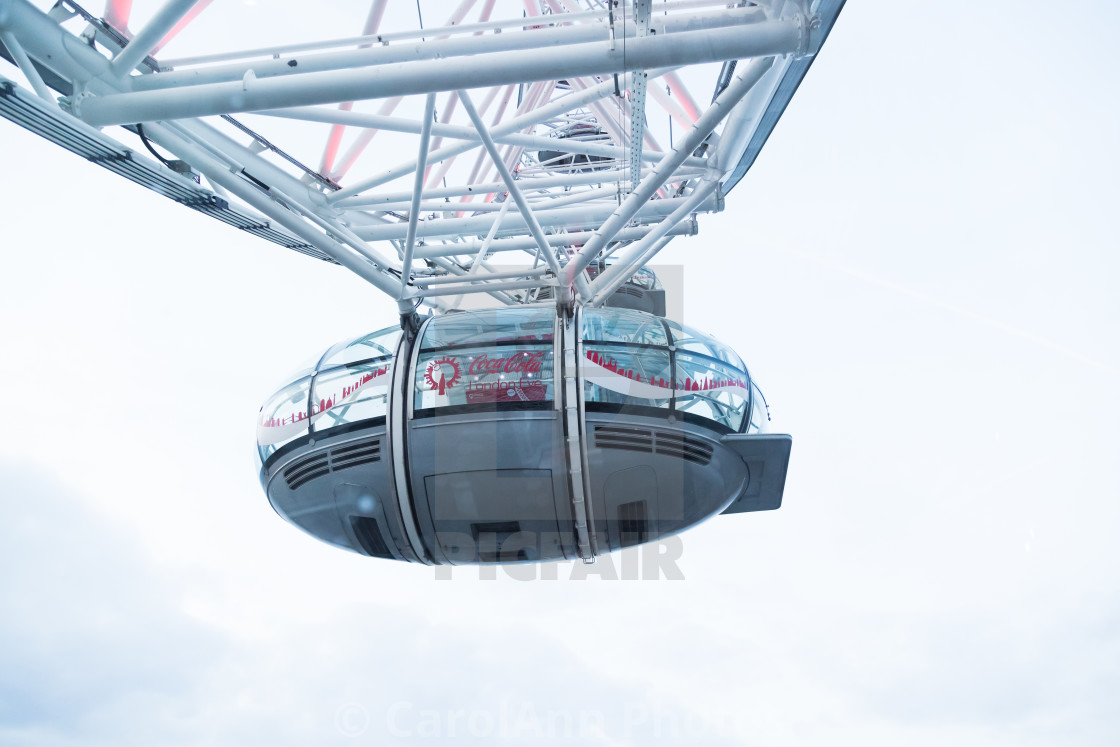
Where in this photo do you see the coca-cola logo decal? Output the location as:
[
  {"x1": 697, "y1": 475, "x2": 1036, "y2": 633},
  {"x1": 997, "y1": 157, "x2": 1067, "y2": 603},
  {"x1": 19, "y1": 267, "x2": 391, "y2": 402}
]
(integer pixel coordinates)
[
  {"x1": 424, "y1": 356, "x2": 461, "y2": 394},
  {"x1": 467, "y1": 351, "x2": 546, "y2": 376}
]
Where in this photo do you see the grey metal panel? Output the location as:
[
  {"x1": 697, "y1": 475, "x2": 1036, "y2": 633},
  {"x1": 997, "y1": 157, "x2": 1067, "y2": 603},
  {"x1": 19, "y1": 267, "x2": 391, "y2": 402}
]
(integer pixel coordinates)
[
  {"x1": 262, "y1": 426, "x2": 410, "y2": 559},
  {"x1": 584, "y1": 412, "x2": 748, "y2": 550},
  {"x1": 407, "y1": 412, "x2": 575, "y2": 564},
  {"x1": 718, "y1": 434, "x2": 793, "y2": 514},
  {"x1": 423, "y1": 469, "x2": 563, "y2": 563},
  {"x1": 603, "y1": 465, "x2": 658, "y2": 548}
]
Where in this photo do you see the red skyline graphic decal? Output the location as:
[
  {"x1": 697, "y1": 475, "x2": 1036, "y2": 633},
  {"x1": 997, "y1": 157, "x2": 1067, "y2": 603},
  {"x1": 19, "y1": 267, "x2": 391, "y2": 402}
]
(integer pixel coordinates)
[
  {"x1": 258, "y1": 364, "x2": 390, "y2": 435},
  {"x1": 583, "y1": 350, "x2": 747, "y2": 393}
]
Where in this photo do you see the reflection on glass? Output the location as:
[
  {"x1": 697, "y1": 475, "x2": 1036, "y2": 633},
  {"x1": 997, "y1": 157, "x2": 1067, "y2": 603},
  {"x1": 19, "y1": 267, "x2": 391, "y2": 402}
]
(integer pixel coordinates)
[
  {"x1": 582, "y1": 345, "x2": 672, "y2": 409},
  {"x1": 581, "y1": 308, "x2": 668, "y2": 346},
  {"x1": 310, "y1": 360, "x2": 393, "y2": 432},
  {"x1": 257, "y1": 375, "x2": 312, "y2": 462},
  {"x1": 421, "y1": 308, "x2": 554, "y2": 350},
  {"x1": 749, "y1": 382, "x2": 768, "y2": 432},
  {"x1": 663, "y1": 320, "x2": 746, "y2": 370},
  {"x1": 415, "y1": 346, "x2": 554, "y2": 411},
  {"x1": 320, "y1": 325, "x2": 400, "y2": 369},
  {"x1": 674, "y1": 352, "x2": 749, "y2": 431}
]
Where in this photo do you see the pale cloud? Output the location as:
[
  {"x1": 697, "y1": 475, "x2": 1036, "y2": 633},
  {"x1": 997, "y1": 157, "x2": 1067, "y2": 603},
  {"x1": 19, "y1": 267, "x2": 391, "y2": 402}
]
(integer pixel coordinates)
[{"x1": 2, "y1": 0, "x2": 1119, "y2": 745}]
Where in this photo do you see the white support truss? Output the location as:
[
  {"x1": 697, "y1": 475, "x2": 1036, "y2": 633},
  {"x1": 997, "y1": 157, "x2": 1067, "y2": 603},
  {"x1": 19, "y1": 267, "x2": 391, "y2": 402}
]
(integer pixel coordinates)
[{"x1": 0, "y1": 0, "x2": 845, "y2": 310}]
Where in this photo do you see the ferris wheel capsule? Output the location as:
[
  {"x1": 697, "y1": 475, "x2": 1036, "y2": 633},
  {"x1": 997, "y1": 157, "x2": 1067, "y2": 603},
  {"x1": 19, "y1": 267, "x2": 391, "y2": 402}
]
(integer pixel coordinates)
[
  {"x1": 257, "y1": 306, "x2": 791, "y2": 565},
  {"x1": 0, "y1": 0, "x2": 843, "y2": 567}
]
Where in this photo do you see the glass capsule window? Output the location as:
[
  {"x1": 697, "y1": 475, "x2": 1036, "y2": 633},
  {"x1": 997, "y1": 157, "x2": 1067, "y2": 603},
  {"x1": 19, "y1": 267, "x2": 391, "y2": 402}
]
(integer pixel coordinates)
[
  {"x1": 310, "y1": 360, "x2": 393, "y2": 433},
  {"x1": 257, "y1": 375, "x2": 314, "y2": 463},
  {"x1": 319, "y1": 326, "x2": 401, "y2": 368},
  {"x1": 414, "y1": 345, "x2": 555, "y2": 412},
  {"x1": 582, "y1": 345, "x2": 672, "y2": 410},
  {"x1": 674, "y1": 352, "x2": 750, "y2": 432},
  {"x1": 257, "y1": 325, "x2": 400, "y2": 464},
  {"x1": 749, "y1": 381, "x2": 769, "y2": 432},
  {"x1": 582, "y1": 308, "x2": 668, "y2": 346},
  {"x1": 663, "y1": 320, "x2": 746, "y2": 370},
  {"x1": 414, "y1": 310, "x2": 556, "y2": 413},
  {"x1": 258, "y1": 309, "x2": 758, "y2": 466},
  {"x1": 420, "y1": 307, "x2": 554, "y2": 350},
  {"x1": 580, "y1": 310, "x2": 753, "y2": 432}
]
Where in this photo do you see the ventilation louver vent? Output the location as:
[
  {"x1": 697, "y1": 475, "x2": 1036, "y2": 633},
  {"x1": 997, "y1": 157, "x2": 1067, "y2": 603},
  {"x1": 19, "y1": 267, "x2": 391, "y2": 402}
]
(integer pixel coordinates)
[
  {"x1": 654, "y1": 431, "x2": 714, "y2": 466},
  {"x1": 330, "y1": 439, "x2": 381, "y2": 470},
  {"x1": 350, "y1": 516, "x2": 394, "y2": 559},
  {"x1": 594, "y1": 426, "x2": 713, "y2": 466},
  {"x1": 594, "y1": 426, "x2": 654, "y2": 453},
  {"x1": 281, "y1": 437, "x2": 382, "y2": 489},
  {"x1": 283, "y1": 453, "x2": 329, "y2": 490}
]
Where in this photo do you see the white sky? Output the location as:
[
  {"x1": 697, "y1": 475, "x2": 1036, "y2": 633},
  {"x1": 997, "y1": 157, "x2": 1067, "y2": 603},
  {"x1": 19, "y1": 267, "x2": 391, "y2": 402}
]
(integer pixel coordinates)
[{"x1": 1, "y1": 1, "x2": 1118, "y2": 745}]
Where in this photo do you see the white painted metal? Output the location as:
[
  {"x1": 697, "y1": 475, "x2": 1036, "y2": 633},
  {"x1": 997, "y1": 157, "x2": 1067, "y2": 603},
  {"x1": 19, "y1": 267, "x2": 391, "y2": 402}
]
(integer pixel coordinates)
[
  {"x1": 560, "y1": 56, "x2": 776, "y2": 299},
  {"x1": 401, "y1": 93, "x2": 437, "y2": 294},
  {"x1": 106, "y1": 0, "x2": 199, "y2": 78},
  {"x1": 628, "y1": 0, "x2": 651, "y2": 193},
  {"x1": 134, "y1": 6, "x2": 765, "y2": 93},
  {"x1": 72, "y1": 22, "x2": 802, "y2": 126},
  {"x1": 589, "y1": 177, "x2": 719, "y2": 305},
  {"x1": 561, "y1": 309, "x2": 595, "y2": 561},
  {"x1": 0, "y1": 28, "x2": 53, "y2": 105},
  {"x1": 0, "y1": 0, "x2": 843, "y2": 310}
]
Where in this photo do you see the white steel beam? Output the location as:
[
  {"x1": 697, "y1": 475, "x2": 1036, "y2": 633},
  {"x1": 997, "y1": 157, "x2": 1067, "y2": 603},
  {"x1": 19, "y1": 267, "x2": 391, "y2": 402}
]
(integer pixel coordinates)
[
  {"x1": 0, "y1": 29, "x2": 55, "y2": 106},
  {"x1": 72, "y1": 20, "x2": 804, "y2": 126},
  {"x1": 0, "y1": 0, "x2": 843, "y2": 310},
  {"x1": 107, "y1": 0, "x2": 201, "y2": 78},
  {"x1": 351, "y1": 195, "x2": 719, "y2": 242},
  {"x1": 146, "y1": 5, "x2": 761, "y2": 91},
  {"x1": 426, "y1": 257, "x2": 517, "y2": 306},
  {"x1": 409, "y1": 223, "x2": 697, "y2": 260},
  {"x1": 459, "y1": 89, "x2": 562, "y2": 276},
  {"x1": 629, "y1": 0, "x2": 651, "y2": 193},
  {"x1": 588, "y1": 177, "x2": 718, "y2": 304},
  {"x1": 256, "y1": 105, "x2": 668, "y2": 166},
  {"x1": 327, "y1": 74, "x2": 630, "y2": 201},
  {"x1": 0, "y1": 0, "x2": 114, "y2": 85},
  {"x1": 138, "y1": 121, "x2": 402, "y2": 297},
  {"x1": 447, "y1": 196, "x2": 514, "y2": 309},
  {"x1": 561, "y1": 56, "x2": 776, "y2": 300},
  {"x1": 333, "y1": 169, "x2": 684, "y2": 207},
  {"x1": 413, "y1": 278, "x2": 549, "y2": 298},
  {"x1": 416, "y1": 266, "x2": 550, "y2": 286},
  {"x1": 366, "y1": 186, "x2": 619, "y2": 214},
  {"x1": 152, "y1": 1, "x2": 753, "y2": 71},
  {"x1": 400, "y1": 93, "x2": 437, "y2": 295}
]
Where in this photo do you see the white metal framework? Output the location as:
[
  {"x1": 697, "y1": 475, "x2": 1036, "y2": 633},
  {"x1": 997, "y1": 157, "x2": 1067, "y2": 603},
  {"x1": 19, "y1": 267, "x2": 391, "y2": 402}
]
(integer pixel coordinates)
[{"x1": 0, "y1": 0, "x2": 843, "y2": 312}]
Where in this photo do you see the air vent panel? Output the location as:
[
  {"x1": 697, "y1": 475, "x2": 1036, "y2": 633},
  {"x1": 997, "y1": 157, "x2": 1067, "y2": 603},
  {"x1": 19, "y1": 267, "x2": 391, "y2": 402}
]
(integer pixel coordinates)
[
  {"x1": 283, "y1": 453, "x2": 330, "y2": 490},
  {"x1": 330, "y1": 438, "x2": 381, "y2": 470},
  {"x1": 654, "y1": 431, "x2": 714, "y2": 466},
  {"x1": 279, "y1": 437, "x2": 382, "y2": 491},
  {"x1": 594, "y1": 425, "x2": 654, "y2": 453}
]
